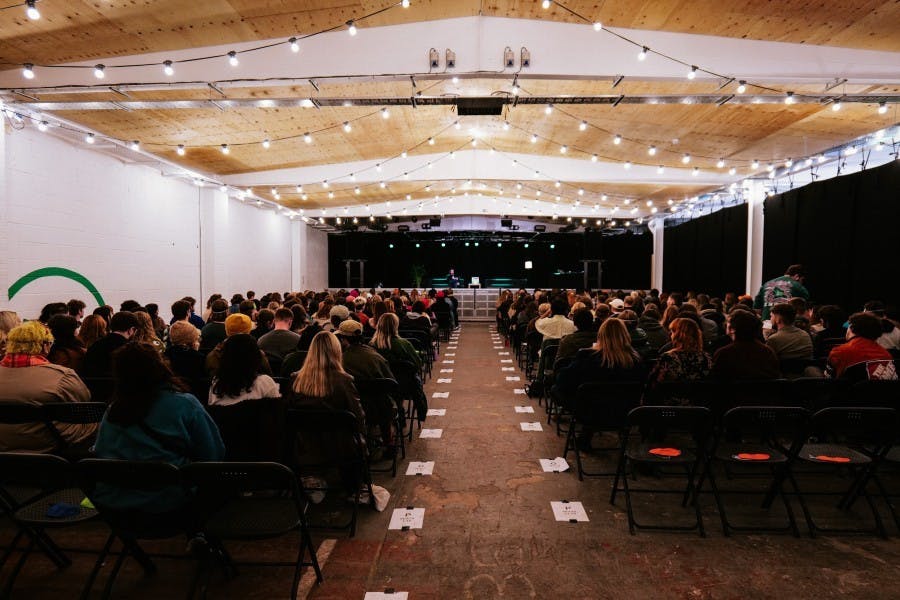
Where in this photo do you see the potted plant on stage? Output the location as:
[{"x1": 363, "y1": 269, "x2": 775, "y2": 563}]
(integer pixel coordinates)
[{"x1": 411, "y1": 264, "x2": 426, "y2": 288}]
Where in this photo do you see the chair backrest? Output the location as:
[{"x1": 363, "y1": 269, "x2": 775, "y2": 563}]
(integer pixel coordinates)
[
  {"x1": 206, "y1": 398, "x2": 288, "y2": 462},
  {"x1": 354, "y1": 378, "x2": 400, "y2": 397},
  {"x1": 0, "y1": 452, "x2": 75, "y2": 490},
  {"x1": 848, "y1": 380, "x2": 900, "y2": 408},
  {"x1": 627, "y1": 405, "x2": 713, "y2": 443},
  {"x1": 810, "y1": 407, "x2": 899, "y2": 447},
  {"x1": 77, "y1": 459, "x2": 182, "y2": 494},
  {"x1": 574, "y1": 382, "x2": 644, "y2": 430},
  {"x1": 721, "y1": 406, "x2": 809, "y2": 448},
  {"x1": 181, "y1": 461, "x2": 298, "y2": 496},
  {"x1": 791, "y1": 377, "x2": 848, "y2": 411},
  {"x1": 43, "y1": 402, "x2": 107, "y2": 424},
  {"x1": 0, "y1": 401, "x2": 45, "y2": 424}
]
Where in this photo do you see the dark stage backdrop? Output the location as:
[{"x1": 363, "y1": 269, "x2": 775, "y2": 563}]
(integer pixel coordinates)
[
  {"x1": 763, "y1": 160, "x2": 900, "y2": 311},
  {"x1": 663, "y1": 203, "x2": 748, "y2": 297},
  {"x1": 327, "y1": 230, "x2": 653, "y2": 290}
]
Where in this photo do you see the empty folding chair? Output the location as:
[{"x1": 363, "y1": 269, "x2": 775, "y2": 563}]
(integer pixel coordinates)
[
  {"x1": 354, "y1": 378, "x2": 402, "y2": 476},
  {"x1": 793, "y1": 407, "x2": 898, "y2": 538},
  {"x1": 0, "y1": 453, "x2": 97, "y2": 597},
  {"x1": 700, "y1": 406, "x2": 809, "y2": 537},
  {"x1": 181, "y1": 462, "x2": 322, "y2": 599},
  {"x1": 611, "y1": 406, "x2": 713, "y2": 536}
]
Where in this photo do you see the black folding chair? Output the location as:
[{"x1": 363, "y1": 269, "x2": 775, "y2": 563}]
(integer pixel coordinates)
[
  {"x1": 0, "y1": 453, "x2": 97, "y2": 598},
  {"x1": 699, "y1": 406, "x2": 809, "y2": 537},
  {"x1": 793, "y1": 407, "x2": 899, "y2": 538},
  {"x1": 284, "y1": 409, "x2": 373, "y2": 537},
  {"x1": 790, "y1": 377, "x2": 848, "y2": 411},
  {"x1": 181, "y1": 462, "x2": 322, "y2": 599},
  {"x1": 389, "y1": 359, "x2": 426, "y2": 444},
  {"x1": 611, "y1": 406, "x2": 713, "y2": 536},
  {"x1": 206, "y1": 397, "x2": 288, "y2": 462},
  {"x1": 354, "y1": 378, "x2": 402, "y2": 476},
  {"x1": 77, "y1": 459, "x2": 192, "y2": 600},
  {"x1": 562, "y1": 382, "x2": 644, "y2": 481}
]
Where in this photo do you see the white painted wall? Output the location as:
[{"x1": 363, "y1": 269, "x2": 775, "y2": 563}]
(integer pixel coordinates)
[
  {"x1": 294, "y1": 224, "x2": 328, "y2": 291},
  {"x1": 0, "y1": 123, "x2": 323, "y2": 320}
]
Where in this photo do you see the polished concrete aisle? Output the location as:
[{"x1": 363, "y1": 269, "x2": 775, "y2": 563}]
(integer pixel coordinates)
[{"x1": 312, "y1": 324, "x2": 900, "y2": 600}]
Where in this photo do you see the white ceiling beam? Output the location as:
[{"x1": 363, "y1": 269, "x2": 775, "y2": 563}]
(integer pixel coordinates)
[
  {"x1": 221, "y1": 149, "x2": 733, "y2": 188},
  {"x1": 3, "y1": 17, "x2": 898, "y2": 90}
]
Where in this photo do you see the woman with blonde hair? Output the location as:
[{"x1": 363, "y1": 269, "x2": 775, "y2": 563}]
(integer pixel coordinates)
[
  {"x1": 0, "y1": 310, "x2": 22, "y2": 360},
  {"x1": 77, "y1": 314, "x2": 107, "y2": 350},
  {"x1": 370, "y1": 313, "x2": 422, "y2": 371},
  {"x1": 647, "y1": 318, "x2": 712, "y2": 404},
  {"x1": 132, "y1": 311, "x2": 164, "y2": 352}
]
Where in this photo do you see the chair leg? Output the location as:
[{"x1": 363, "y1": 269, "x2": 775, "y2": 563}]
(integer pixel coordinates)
[
  {"x1": 80, "y1": 533, "x2": 115, "y2": 600},
  {"x1": 621, "y1": 461, "x2": 637, "y2": 535},
  {"x1": 610, "y1": 442, "x2": 628, "y2": 505},
  {"x1": 0, "y1": 534, "x2": 35, "y2": 599},
  {"x1": 100, "y1": 544, "x2": 129, "y2": 600},
  {"x1": 0, "y1": 529, "x2": 26, "y2": 572}
]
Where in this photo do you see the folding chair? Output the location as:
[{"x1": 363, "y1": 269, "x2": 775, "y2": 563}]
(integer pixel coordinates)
[
  {"x1": 562, "y1": 382, "x2": 644, "y2": 481},
  {"x1": 181, "y1": 462, "x2": 322, "y2": 599},
  {"x1": 700, "y1": 406, "x2": 809, "y2": 537},
  {"x1": 793, "y1": 407, "x2": 898, "y2": 538},
  {"x1": 0, "y1": 453, "x2": 97, "y2": 597},
  {"x1": 388, "y1": 359, "x2": 425, "y2": 446},
  {"x1": 284, "y1": 409, "x2": 373, "y2": 537},
  {"x1": 42, "y1": 402, "x2": 106, "y2": 459},
  {"x1": 206, "y1": 397, "x2": 288, "y2": 462},
  {"x1": 790, "y1": 377, "x2": 848, "y2": 411},
  {"x1": 77, "y1": 459, "x2": 192, "y2": 600},
  {"x1": 354, "y1": 378, "x2": 402, "y2": 476},
  {"x1": 611, "y1": 406, "x2": 713, "y2": 536}
]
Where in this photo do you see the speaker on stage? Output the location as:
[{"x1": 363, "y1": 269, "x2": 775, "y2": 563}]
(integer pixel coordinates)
[{"x1": 500, "y1": 218, "x2": 513, "y2": 228}]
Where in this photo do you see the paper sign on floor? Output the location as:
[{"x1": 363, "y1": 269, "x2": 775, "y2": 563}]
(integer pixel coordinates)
[
  {"x1": 426, "y1": 408, "x2": 446, "y2": 416},
  {"x1": 420, "y1": 429, "x2": 443, "y2": 438},
  {"x1": 493, "y1": 346, "x2": 503, "y2": 349},
  {"x1": 551, "y1": 501, "x2": 588, "y2": 522},
  {"x1": 520, "y1": 422, "x2": 543, "y2": 431},
  {"x1": 432, "y1": 392, "x2": 449, "y2": 398},
  {"x1": 540, "y1": 458, "x2": 570, "y2": 472},
  {"x1": 388, "y1": 508, "x2": 425, "y2": 530},
  {"x1": 506, "y1": 376, "x2": 521, "y2": 382},
  {"x1": 406, "y1": 461, "x2": 435, "y2": 476},
  {"x1": 442, "y1": 360, "x2": 455, "y2": 364},
  {"x1": 364, "y1": 592, "x2": 409, "y2": 600},
  {"x1": 515, "y1": 406, "x2": 534, "y2": 413},
  {"x1": 498, "y1": 351, "x2": 510, "y2": 356},
  {"x1": 445, "y1": 353, "x2": 456, "y2": 357},
  {"x1": 514, "y1": 388, "x2": 526, "y2": 394},
  {"x1": 437, "y1": 378, "x2": 452, "y2": 383},
  {"x1": 440, "y1": 368, "x2": 454, "y2": 373},
  {"x1": 501, "y1": 367, "x2": 515, "y2": 372},
  {"x1": 500, "y1": 359, "x2": 513, "y2": 363}
]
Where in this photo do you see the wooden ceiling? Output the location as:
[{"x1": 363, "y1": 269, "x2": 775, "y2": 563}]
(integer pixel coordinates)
[
  {"x1": 3, "y1": 1, "x2": 898, "y2": 213},
  {"x1": 2, "y1": 0, "x2": 899, "y2": 66}
]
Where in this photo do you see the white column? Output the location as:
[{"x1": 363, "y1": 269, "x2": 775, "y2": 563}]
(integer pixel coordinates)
[
  {"x1": 745, "y1": 180, "x2": 767, "y2": 295},
  {"x1": 648, "y1": 217, "x2": 665, "y2": 291},
  {"x1": 290, "y1": 220, "x2": 302, "y2": 291}
]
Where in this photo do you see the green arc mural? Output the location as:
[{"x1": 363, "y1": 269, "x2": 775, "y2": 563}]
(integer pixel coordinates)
[{"x1": 8, "y1": 267, "x2": 105, "y2": 306}]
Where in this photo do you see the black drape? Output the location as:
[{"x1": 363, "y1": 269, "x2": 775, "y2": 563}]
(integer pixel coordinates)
[
  {"x1": 762, "y1": 160, "x2": 900, "y2": 311},
  {"x1": 662, "y1": 203, "x2": 748, "y2": 297}
]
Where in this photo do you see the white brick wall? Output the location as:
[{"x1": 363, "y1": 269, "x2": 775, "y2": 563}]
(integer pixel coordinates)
[{"x1": 1, "y1": 123, "x2": 325, "y2": 320}]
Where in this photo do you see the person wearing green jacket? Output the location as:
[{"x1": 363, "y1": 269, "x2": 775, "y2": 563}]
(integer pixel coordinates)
[{"x1": 754, "y1": 264, "x2": 810, "y2": 320}]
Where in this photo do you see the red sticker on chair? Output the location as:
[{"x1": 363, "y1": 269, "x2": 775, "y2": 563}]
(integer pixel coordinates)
[
  {"x1": 735, "y1": 453, "x2": 770, "y2": 461},
  {"x1": 649, "y1": 447, "x2": 682, "y2": 457},
  {"x1": 813, "y1": 455, "x2": 850, "y2": 463}
]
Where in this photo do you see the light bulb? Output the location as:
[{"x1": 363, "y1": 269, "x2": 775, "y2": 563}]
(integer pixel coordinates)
[
  {"x1": 692, "y1": 167, "x2": 699, "y2": 176},
  {"x1": 736, "y1": 80, "x2": 747, "y2": 93},
  {"x1": 347, "y1": 21, "x2": 357, "y2": 35},
  {"x1": 784, "y1": 91, "x2": 795, "y2": 104},
  {"x1": 613, "y1": 134, "x2": 622, "y2": 145},
  {"x1": 579, "y1": 121, "x2": 587, "y2": 131},
  {"x1": 130, "y1": 140, "x2": 140, "y2": 151},
  {"x1": 380, "y1": 181, "x2": 386, "y2": 188},
  {"x1": 303, "y1": 133, "x2": 312, "y2": 144},
  {"x1": 322, "y1": 180, "x2": 329, "y2": 188},
  {"x1": 785, "y1": 158, "x2": 793, "y2": 167},
  {"x1": 542, "y1": 0, "x2": 551, "y2": 8},
  {"x1": 511, "y1": 83, "x2": 520, "y2": 95},
  {"x1": 94, "y1": 64, "x2": 105, "y2": 79},
  {"x1": 687, "y1": 66, "x2": 697, "y2": 80},
  {"x1": 502, "y1": 121, "x2": 510, "y2": 131},
  {"x1": 176, "y1": 144, "x2": 185, "y2": 156},
  {"x1": 831, "y1": 101, "x2": 842, "y2": 112},
  {"x1": 381, "y1": 107, "x2": 390, "y2": 119},
  {"x1": 289, "y1": 37, "x2": 299, "y2": 53},
  {"x1": 37, "y1": 120, "x2": 48, "y2": 132},
  {"x1": 657, "y1": 166, "x2": 664, "y2": 174},
  {"x1": 262, "y1": 139, "x2": 270, "y2": 149},
  {"x1": 163, "y1": 60, "x2": 174, "y2": 76},
  {"x1": 878, "y1": 102, "x2": 888, "y2": 114},
  {"x1": 591, "y1": 154, "x2": 598, "y2": 162},
  {"x1": 342, "y1": 121, "x2": 352, "y2": 133},
  {"x1": 22, "y1": 63, "x2": 34, "y2": 79},
  {"x1": 751, "y1": 160, "x2": 760, "y2": 169},
  {"x1": 559, "y1": 145, "x2": 567, "y2": 154},
  {"x1": 545, "y1": 103, "x2": 553, "y2": 115},
  {"x1": 401, "y1": 150, "x2": 408, "y2": 158},
  {"x1": 85, "y1": 133, "x2": 95, "y2": 144},
  {"x1": 716, "y1": 158, "x2": 725, "y2": 168},
  {"x1": 454, "y1": 121, "x2": 461, "y2": 130},
  {"x1": 729, "y1": 167, "x2": 736, "y2": 175},
  {"x1": 531, "y1": 134, "x2": 538, "y2": 144},
  {"x1": 638, "y1": 47, "x2": 648, "y2": 61},
  {"x1": 682, "y1": 153, "x2": 691, "y2": 164},
  {"x1": 451, "y1": 76, "x2": 459, "y2": 84},
  {"x1": 648, "y1": 145, "x2": 657, "y2": 156},
  {"x1": 220, "y1": 144, "x2": 230, "y2": 154},
  {"x1": 624, "y1": 161, "x2": 632, "y2": 169},
  {"x1": 402, "y1": 0, "x2": 410, "y2": 7},
  {"x1": 593, "y1": 21, "x2": 602, "y2": 31},
  {"x1": 25, "y1": 0, "x2": 40, "y2": 20},
  {"x1": 428, "y1": 137, "x2": 435, "y2": 145},
  {"x1": 227, "y1": 51, "x2": 239, "y2": 67},
  {"x1": 355, "y1": 187, "x2": 361, "y2": 195}
]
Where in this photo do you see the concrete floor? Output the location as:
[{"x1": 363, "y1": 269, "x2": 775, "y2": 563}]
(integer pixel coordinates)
[{"x1": 4, "y1": 323, "x2": 900, "y2": 598}]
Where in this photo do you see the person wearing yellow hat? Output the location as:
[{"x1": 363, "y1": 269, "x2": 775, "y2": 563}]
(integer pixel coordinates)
[
  {"x1": 204, "y1": 312, "x2": 270, "y2": 377},
  {"x1": 0, "y1": 321, "x2": 97, "y2": 453}
]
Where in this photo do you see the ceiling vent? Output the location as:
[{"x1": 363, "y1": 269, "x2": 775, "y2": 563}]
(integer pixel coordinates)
[{"x1": 455, "y1": 97, "x2": 505, "y2": 116}]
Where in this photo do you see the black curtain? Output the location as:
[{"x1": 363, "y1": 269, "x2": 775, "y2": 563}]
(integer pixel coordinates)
[
  {"x1": 662, "y1": 203, "x2": 748, "y2": 297},
  {"x1": 762, "y1": 160, "x2": 900, "y2": 311}
]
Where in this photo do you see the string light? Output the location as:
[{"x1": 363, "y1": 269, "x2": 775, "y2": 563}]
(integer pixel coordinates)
[
  {"x1": 687, "y1": 66, "x2": 697, "y2": 80},
  {"x1": 37, "y1": 120, "x2": 48, "y2": 132},
  {"x1": 163, "y1": 60, "x2": 174, "y2": 76},
  {"x1": 262, "y1": 138, "x2": 270, "y2": 149},
  {"x1": 682, "y1": 153, "x2": 691, "y2": 164},
  {"x1": 289, "y1": 37, "x2": 300, "y2": 53},
  {"x1": 638, "y1": 47, "x2": 648, "y2": 61},
  {"x1": 613, "y1": 134, "x2": 622, "y2": 145},
  {"x1": 451, "y1": 76, "x2": 459, "y2": 84},
  {"x1": 624, "y1": 161, "x2": 632, "y2": 169},
  {"x1": 692, "y1": 167, "x2": 699, "y2": 176},
  {"x1": 502, "y1": 122, "x2": 510, "y2": 131},
  {"x1": 657, "y1": 165, "x2": 665, "y2": 174},
  {"x1": 579, "y1": 121, "x2": 588, "y2": 131},
  {"x1": 531, "y1": 134, "x2": 538, "y2": 144},
  {"x1": 227, "y1": 51, "x2": 239, "y2": 67},
  {"x1": 784, "y1": 91, "x2": 795, "y2": 104},
  {"x1": 381, "y1": 107, "x2": 390, "y2": 119},
  {"x1": 454, "y1": 121, "x2": 461, "y2": 130},
  {"x1": 343, "y1": 122, "x2": 352, "y2": 133},
  {"x1": 25, "y1": 0, "x2": 40, "y2": 20},
  {"x1": 85, "y1": 133, "x2": 95, "y2": 144},
  {"x1": 591, "y1": 154, "x2": 598, "y2": 162},
  {"x1": 559, "y1": 145, "x2": 567, "y2": 154},
  {"x1": 878, "y1": 102, "x2": 888, "y2": 114},
  {"x1": 402, "y1": 0, "x2": 410, "y2": 8},
  {"x1": 220, "y1": 144, "x2": 230, "y2": 154},
  {"x1": 428, "y1": 137, "x2": 435, "y2": 145},
  {"x1": 303, "y1": 132, "x2": 312, "y2": 144},
  {"x1": 751, "y1": 159, "x2": 760, "y2": 169},
  {"x1": 593, "y1": 21, "x2": 602, "y2": 31},
  {"x1": 93, "y1": 64, "x2": 105, "y2": 79},
  {"x1": 176, "y1": 144, "x2": 185, "y2": 156},
  {"x1": 542, "y1": 0, "x2": 551, "y2": 8},
  {"x1": 545, "y1": 104, "x2": 554, "y2": 115},
  {"x1": 831, "y1": 100, "x2": 842, "y2": 112},
  {"x1": 22, "y1": 64, "x2": 34, "y2": 79},
  {"x1": 716, "y1": 158, "x2": 725, "y2": 168},
  {"x1": 648, "y1": 145, "x2": 657, "y2": 156},
  {"x1": 129, "y1": 140, "x2": 140, "y2": 151},
  {"x1": 736, "y1": 80, "x2": 747, "y2": 94},
  {"x1": 347, "y1": 21, "x2": 357, "y2": 36},
  {"x1": 729, "y1": 167, "x2": 736, "y2": 175}
]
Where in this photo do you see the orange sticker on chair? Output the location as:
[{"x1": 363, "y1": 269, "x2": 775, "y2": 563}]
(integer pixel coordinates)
[
  {"x1": 735, "y1": 453, "x2": 770, "y2": 461},
  {"x1": 649, "y1": 447, "x2": 682, "y2": 458},
  {"x1": 813, "y1": 455, "x2": 850, "y2": 463}
]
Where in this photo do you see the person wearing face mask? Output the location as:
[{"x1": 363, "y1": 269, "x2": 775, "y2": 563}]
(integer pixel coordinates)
[{"x1": 0, "y1": 321, "x2": 96, "y2": 452}]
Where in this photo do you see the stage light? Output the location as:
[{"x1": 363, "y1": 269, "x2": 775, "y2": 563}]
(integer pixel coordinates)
[
  {"x1": 389, "y1": 243, "x2": 394, "y2": 249},
  {"x1": 549, "y1": 244, "x2": 555, "y2": 249}
]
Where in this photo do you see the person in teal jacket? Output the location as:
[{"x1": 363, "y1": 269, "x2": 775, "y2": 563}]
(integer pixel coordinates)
[
  {"x1": 754, "y1": 264, "x2": 810, "y2": 320},
  {"x1": 94, "y1": 342, "x2": 225, "y2": 512}
]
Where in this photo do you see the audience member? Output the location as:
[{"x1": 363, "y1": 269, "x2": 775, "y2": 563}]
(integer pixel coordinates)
[
  {"x1": 77, "y1": 314, "x2": 107, "y2": 350},
  {"x1": 648, "y1": 318, "x2": 712, "y2": 403},
  {"x1": 864, "y1": 301, "x2": 900, "y2": 351},
  {"x1": 253, "y1": 308, "x2": 276, "y2": 340},
  {"x1": 183, "y1": 296, "x2": 205, "y2": 329},
  {"x1": 258, "y1": 307, "x2": 301, "y2": 363},
  {"x1": 82, "y1": 311, "x2": 140, "y2": 380},
  {"x1": 754, "y1": 264, "x2": 809, "y2": 319},
  {"x1": 535, "y1": 298, "x2": 577, "y2": 340},
  {"x1": 556, "y1": 308, "x2": 598, "y2": 362},
  {"x1": 370, "y1": 313, "x2": 422, "y2": 371},
  {"x1": 199, "y1": 298, "x2": 230, "y2": 353},
  {"x1": 164, "y1": 321, "x2": 206, "y2": 381},
  {"x1": 93, "y1": 342, "x2": 224, "y2": 511},
  {"x1": 711, "y1": 311, "x2": 780, "y2": 380},
  {"x1": 67, "y1": 299, "x2": 86, "y2": 325},
  {"x1": 209, "y1": 334, "x2": 281, "y2": 406},
  {"x1": 0, "y1": 310, "x2": 22, "y2": 360},
  {"x1": 828, "y1": 312, "x2": 898, "y2": 381},
  {"x1": 38, "y1": 302, "x2": 68, "y2": 325},
  {"x1": 47, "y1": 314, "x2": 87, "y2": 372},
  {"x1": 205, "y1": 313, "x2": 272, "y2": 377},
  {"x1": 638, "y1": 306, "x2": 668, "y2": 351},
  {"x1": 765, "y1": 303, "x2": 813, "y2": 362},
  {"x1": 92, "y1": 305, "x2": 114, "y2": 324},
  {"x1": 145, "y1": 303, "x2": 168, "y2": 340},
  {"x1": 133, "y1": 311, "x2": 165, "y2": 353},
  {"x1": 0, "y1": 321, "x2": 96, "y2": 453}
]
